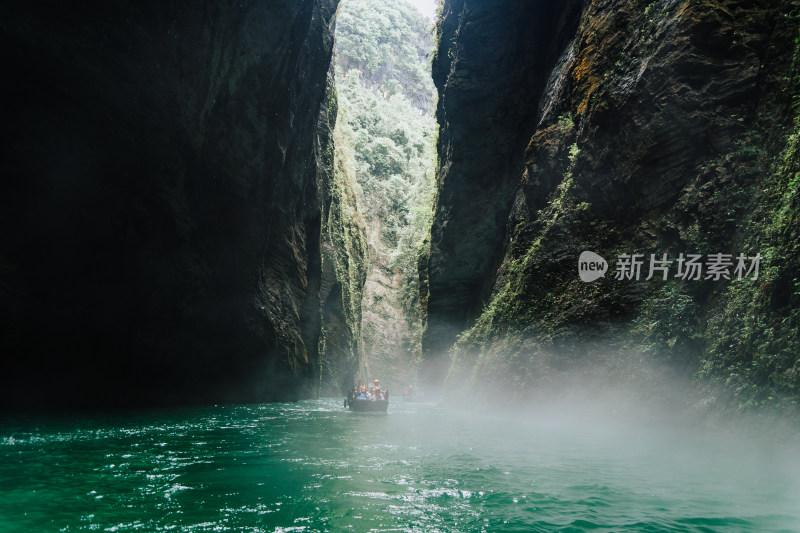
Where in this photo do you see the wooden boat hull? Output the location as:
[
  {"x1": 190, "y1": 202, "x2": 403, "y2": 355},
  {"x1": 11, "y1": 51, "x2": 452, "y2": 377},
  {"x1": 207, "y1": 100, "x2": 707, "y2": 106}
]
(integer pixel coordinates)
[{"x1": 346, "y1": 398, "x2": 388, "y2": 412}]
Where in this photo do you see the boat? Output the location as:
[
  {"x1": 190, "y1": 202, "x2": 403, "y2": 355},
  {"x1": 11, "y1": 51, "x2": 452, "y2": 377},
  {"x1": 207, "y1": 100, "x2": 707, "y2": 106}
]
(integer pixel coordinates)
[
  {"x1": 402, "y1": 385, "x2": 424, "y2": 402},
  {"x1": 344, "y1": 383, "x2": 389, "y2": 412},
  {"x1": 345, "y1": 396, "x2": 389, "y2": 412}
]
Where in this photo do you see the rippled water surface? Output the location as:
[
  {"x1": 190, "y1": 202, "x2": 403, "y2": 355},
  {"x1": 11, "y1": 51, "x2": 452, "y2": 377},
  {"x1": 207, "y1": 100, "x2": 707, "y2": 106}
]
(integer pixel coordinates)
[{"x1": 1, "y1": 399, "x2": 799, "y2": 532}]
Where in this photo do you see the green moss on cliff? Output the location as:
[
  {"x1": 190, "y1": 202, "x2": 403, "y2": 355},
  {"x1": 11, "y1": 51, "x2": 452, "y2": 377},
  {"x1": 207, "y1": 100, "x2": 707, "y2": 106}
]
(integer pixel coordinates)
[
  {"x1": 435, "y1": 0, "x2": 800, "y2": 418},
  {"x1": 319, "y1": 79, "x2": 369, "y2": 396},
  {"x1": 700, "y1": 27, "x2": 800, "y2": 410},
  {"x1": 334, "y1": 0, "x2": 437, "y2": 389}
]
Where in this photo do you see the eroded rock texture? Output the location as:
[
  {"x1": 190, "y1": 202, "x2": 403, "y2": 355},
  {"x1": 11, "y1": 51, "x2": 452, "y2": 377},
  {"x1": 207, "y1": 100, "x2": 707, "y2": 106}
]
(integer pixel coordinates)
[
  {"x1": 319, "y1": 78, "x2": 369, "y2": 396},
  {"x1": 422, "y1": 0, "x2": 582, "y2": 383},
  {"x1": 424, "y1": 0, "x2": 800, "y2": 412},
  {"x1": 0, "y1": 0, "x2": 345, "y2": 409}
]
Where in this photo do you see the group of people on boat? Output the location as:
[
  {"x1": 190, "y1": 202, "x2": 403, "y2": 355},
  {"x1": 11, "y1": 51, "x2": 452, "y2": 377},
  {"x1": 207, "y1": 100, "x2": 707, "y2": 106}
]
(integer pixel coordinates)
[
  {"x1": 402, "y1": 384, "x2": 424, "y2": 401},
  {"x1": 349, "y1": 379, "x2": 388, "y2": 401}
]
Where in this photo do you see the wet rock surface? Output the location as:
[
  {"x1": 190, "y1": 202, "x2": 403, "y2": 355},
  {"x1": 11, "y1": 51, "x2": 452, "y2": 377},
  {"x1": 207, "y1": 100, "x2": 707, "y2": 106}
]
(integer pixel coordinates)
[
  {"x1": 0, "y1": 1, "x2": 341, "y2": 408},
  {"x1": 423, "y1": 0, "x2": 582, "y2": 373},
  {"x1": 424, "y1": 0, "x2": 800, "y2": 410}
]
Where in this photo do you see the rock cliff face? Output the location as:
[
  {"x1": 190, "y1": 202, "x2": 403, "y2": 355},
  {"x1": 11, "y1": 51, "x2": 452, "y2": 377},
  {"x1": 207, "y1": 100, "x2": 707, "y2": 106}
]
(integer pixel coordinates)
[
  {"x1": 319, "y1": 79, "x2": 369, "y2": 396},
  {"x1": 424, "y1": 0, "x2": 800, "y2": 413},
  {"x1": 422, "y1": 0, "x2": 582, "y2": 383},
  {"x1": 0, "y1": 0, "x2": 357, "y2": 409},
  {"x1": 333, "y1": 0, "x2": 438, "y2": 391}
]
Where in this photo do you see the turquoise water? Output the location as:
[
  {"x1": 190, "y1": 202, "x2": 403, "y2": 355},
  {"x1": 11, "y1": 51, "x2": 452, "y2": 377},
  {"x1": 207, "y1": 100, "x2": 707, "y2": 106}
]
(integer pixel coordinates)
[{"x1": 1, "y1": 399, "x2": 799, "y2": 532}]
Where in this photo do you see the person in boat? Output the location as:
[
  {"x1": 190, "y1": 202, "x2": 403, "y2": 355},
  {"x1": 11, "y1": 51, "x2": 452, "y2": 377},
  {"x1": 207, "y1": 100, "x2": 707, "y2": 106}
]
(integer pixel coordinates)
[
  {"x1": 371, "y1": 385, "x2": 382, "y2": 400},
  {"x1": 349, "y1": 380, "x2": 387, "y2": 402},
  {"x1": 365, "y1": 379, "x2": 380, "y2": 400}
]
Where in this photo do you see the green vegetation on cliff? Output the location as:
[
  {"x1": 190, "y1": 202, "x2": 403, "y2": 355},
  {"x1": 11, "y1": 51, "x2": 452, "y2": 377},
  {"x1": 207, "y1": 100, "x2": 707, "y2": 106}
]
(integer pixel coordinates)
[
  {"x1": 334, "y1": 0, "x2": 437, "y2": 388},
  {"x1": 335, "y1": 71, "x2": 436, "y2": 272},
  {"x1": 700, "y1": 23, "x2": 800, "y2": 410},
  {"x1": 336, "y1": 0, "x2": 436, "y2": 110},
  {"x1": 319, "y1": 78, "x2": 369, "y2": 396},
  {"x1": 429, "y1": 0, "x2": 800, "y2": 417}
]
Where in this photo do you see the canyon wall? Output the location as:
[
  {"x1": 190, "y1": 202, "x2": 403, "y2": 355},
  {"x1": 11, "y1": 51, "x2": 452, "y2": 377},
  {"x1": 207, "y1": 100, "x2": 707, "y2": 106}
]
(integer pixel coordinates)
[
  {"x1": 0, "y1": 0, "x2": 365, "y2": 409},
  {"x1": 320, "y1": 78, "x2": 369, "y2": 396},
  {"x1": 424, "y1": 0, "x2": 800, "y2": 414}
]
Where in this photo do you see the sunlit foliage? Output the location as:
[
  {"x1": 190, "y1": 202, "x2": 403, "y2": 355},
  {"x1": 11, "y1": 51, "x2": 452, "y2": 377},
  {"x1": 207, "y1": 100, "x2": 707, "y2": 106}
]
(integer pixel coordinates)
[{"x1": 334, "y1": 0, "x2": 437, "y2": 383}]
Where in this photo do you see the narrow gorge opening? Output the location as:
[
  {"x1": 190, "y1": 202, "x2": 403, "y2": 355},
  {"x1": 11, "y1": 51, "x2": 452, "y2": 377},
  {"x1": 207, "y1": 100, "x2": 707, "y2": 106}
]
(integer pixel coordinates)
[
  {"x1": 4, "y1": 1, "x2": 800, "y2": 530},
  {"x1": 327, "y1": 0, "x2": 439, "y2": 393}
]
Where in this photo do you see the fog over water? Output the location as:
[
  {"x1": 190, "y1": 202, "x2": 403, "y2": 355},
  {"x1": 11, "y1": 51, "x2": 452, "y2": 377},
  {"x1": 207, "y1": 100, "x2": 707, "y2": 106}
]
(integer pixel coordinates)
[{"x1": 2, "y1": 397, "x2": 798, "y2": 531}]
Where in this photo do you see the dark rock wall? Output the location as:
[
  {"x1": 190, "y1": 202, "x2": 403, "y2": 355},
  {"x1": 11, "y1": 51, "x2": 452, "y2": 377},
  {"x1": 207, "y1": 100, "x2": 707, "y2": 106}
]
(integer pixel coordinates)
[
  {"x1": 0, "y1": 0, "x2": 343, "y2": 409},
  {"x1": 424, "y1": 0, "x2": 800, "y2": 411},
  {"x1": 422, "y1": 0, "x2": 582, "y2": 383}
]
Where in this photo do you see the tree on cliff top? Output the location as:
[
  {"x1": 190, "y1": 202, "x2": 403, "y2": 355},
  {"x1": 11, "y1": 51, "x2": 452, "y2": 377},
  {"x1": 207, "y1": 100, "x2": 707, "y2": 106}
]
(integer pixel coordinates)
[
  {"x1": 334, "y1": 0, "x2": 437, "y2": 385},
  {"x1": 336, "y1": 0, "x2": 436, "y2": 111}
]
